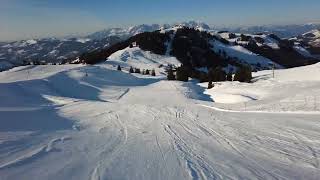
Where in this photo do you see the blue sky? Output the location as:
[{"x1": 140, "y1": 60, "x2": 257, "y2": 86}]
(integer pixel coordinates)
[{"x1": 1, "y1": 0, "x2": 320, "y2": 41}]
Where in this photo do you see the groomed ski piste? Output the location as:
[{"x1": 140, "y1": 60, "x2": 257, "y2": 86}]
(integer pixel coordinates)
[{"x1": 0, "y1": 47, "x2": 320, "y2": 180}]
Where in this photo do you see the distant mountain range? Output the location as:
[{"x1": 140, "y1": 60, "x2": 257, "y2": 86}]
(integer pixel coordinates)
[
  {"x1": 1, "y1": 21, "x2": 320, "y2": 71},
  {"x1": 227, "y1": 23, "x2": 320, "y2": 38},
  {"x1": 0, "y1": 36, "x2": 121, "y2": 71},
  {"x1": 88, "y1": 22, "x2": 211, "y2": 40},
  {"x1": 0, "y1": 21, "x2": 210, "y2": 71}
]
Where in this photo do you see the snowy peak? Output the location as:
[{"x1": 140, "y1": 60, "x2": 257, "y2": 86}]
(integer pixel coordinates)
[
  {"x1": 88, "y1": 24, "x2": 166, "y2": 40},
  {"x1": 176, "y1": 21, "x2": 211, "y2": 31},
  {"x1": 88, "y1": 22, "x2": 212, "y2": 40},
  {"x1": 88, "y1": 21, "x2": 211, "y2": 39},
  {"x1": 128, "y1": 24, "x2": 165, "y2": 35}
]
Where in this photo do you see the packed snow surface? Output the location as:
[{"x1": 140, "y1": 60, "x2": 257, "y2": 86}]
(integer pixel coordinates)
[{"x1": 0, "y1": 51, "x2": 320, "y2": 180}]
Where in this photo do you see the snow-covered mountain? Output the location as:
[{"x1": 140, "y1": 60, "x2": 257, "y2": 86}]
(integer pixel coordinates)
[
  {"x1": 0, "y1": 36, "x2": 122, "y2": 71},
  {"x1": 0, "y1": 21, "x2": 213, "y2": 71},
  {"x1": 81, "y1": 25, "x2": 319, "y2": 75},
  {"x1": 88, "y1": 24, "x2": 168, "y2": 40},
  {"x1": 214, "y1": 31, "x2": 320, "y2": 66},
  {"x1": 88, "y1": 21, "x2": 212, "y2": 40},
  {"x1": 1, "y1": 22, "x2": 320, "y2": 72},
  {"x1": 286, "y1": 29, "x2": 320, "y2": 58},
  {"x1": 298, "y1": 29, "x2": 320, "y2": 47}
]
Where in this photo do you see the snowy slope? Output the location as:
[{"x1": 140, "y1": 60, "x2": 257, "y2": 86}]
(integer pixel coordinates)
[
  {"x1": 106, "y1": 47, "x2": 180, "y2": 74},
  {"x1": 201, "y1": 63, "x2": 320, "y2": 112},
  {"x1": 1, "y1": 43, "x2": 320, "y2": 180},
  {"x1": 210, "y1": 39, "x2": 281, "y2": 69}
]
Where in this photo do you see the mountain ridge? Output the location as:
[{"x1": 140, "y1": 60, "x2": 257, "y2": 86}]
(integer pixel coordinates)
[
  {"x1": 80, "y1": 26, "x2": 318, "y2": 70},
  {"x1": 1, "y1": 22, "x2": 320, "y2": 71}
]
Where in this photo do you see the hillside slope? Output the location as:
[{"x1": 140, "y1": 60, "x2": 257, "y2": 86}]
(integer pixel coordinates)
[{"x1": 0, "y1": 58, "x2": 320, "y2": 179}]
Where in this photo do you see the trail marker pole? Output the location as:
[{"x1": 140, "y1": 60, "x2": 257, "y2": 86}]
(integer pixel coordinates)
[
  {"x1": 269, "y1": 62, "x2": 275, "y2": 78},
  {"x1": 272, "y1": 63, "x2": 275, "y2": 78}
]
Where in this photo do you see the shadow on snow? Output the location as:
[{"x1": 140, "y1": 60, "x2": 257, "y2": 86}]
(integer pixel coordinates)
[{"x1": 0, "y1": 65, "x2": 161, "y2": 132}]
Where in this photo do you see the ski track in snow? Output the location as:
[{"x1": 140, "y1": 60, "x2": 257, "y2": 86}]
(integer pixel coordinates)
[
  {"x1": 0, "y1": 136, "x2": 71, "y2": 170},
  {"x1": 89, "y1": 111, "x2": 129, "y2": 180}
]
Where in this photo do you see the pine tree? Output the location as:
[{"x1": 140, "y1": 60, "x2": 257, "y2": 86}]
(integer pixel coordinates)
[
  {"x1": 117, "y1": 65, "x2": 122, "y2": 71},
  {"x1": 176, "y1": 66, "x2": 189, "y2": 82},
  {"x1": 167, "y1": 67, "x2": 175, "y2": 80},
  {"x1": 135, "y1": 68, "x2": 141, "y2": 74},
  {"x1": 222, "y1": 51, "x2": 227, "y2": 58},
  {"x1": 151, "y1": 69, "x2": 156, "y2": 76},
  {"x1": 129, "y1": 66, "x2": 134, "y2": 73},
  {"x1": 208, "y1": 80, "x2": 214, "y2": 89},
  {"x1": 145, "y1": 69, "x2": 150, "y2": 75},
  {"x1": 234, "y1": 66, "x2": 252, "y2": 82},
  {"x1": 226, "y1": 72, "x2": 233, "y2": 81},
  {"x1": 208, "y1": 67, "x2": 226, "y2": 82}
]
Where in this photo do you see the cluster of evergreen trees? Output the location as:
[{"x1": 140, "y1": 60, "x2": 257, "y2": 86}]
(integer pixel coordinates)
[
  {"x1": 118, "y1": 65, "x2": 156, "y2": 76},
  {"x1": 233, "y1": 66, "x2": 252, "y2": 82},
  {"x1": 166, "y1": 65, "x2": 190, "y2": 82},
  {"x1": 167, "y1": 64, "x2": 253, "y2": 88}
]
